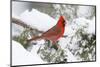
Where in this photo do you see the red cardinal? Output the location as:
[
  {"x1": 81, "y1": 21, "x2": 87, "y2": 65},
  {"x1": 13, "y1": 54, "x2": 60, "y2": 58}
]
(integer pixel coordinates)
[{"x1": 28, "y1": 16, "x2": 66, "y2": 49}]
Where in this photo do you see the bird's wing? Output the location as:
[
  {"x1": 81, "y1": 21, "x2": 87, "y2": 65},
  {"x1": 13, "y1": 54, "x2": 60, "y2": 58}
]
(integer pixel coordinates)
[{"x1": 42, "y1": 26, "x2": 60, "y2": 36}]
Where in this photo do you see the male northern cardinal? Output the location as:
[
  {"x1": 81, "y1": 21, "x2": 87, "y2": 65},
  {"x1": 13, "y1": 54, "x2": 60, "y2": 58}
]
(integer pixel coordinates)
[{"x1": 28, "y1": 16, "x2": 66, "y2": 49}]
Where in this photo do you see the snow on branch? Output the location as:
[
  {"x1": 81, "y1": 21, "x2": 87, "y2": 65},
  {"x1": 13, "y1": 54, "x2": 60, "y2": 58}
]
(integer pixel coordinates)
[
  {"x1": 12, "y1": 17, "x2": 43, "y2": 33},
  {"x1": 12, "y1": 17, "x2": 67, "y2": 38}
]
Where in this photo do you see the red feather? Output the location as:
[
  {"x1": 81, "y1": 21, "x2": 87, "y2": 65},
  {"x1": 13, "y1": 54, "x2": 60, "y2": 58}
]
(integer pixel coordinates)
[{"x1": 28, "y1": 16, "x2": 66, "y2": 49}]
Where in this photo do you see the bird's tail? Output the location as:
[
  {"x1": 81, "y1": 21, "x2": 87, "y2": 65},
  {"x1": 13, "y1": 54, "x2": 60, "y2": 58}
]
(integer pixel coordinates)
[{"x1": 27, "y1": 36, "x2": 42, "y2": 42}]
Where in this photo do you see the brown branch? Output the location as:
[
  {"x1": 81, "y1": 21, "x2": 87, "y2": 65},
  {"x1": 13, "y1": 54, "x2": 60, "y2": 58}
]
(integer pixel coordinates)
[
  {"x1": 62, "y1": 35, "x2": 68, "y2": 38},
  {"x1": 12, "y1": 17, "x2": 31, "y2": 29},
  {"x1": 12, "y1": 17, "x2": 68, "y2": 38},
  {"x1": 12, "y1": 17, "x2": 43, "y2": 33}
]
